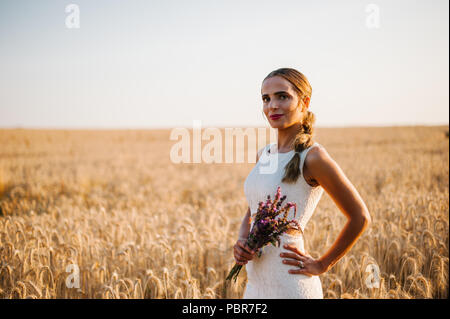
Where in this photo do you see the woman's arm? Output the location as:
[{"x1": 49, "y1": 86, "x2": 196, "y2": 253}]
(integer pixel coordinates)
[
  {"x1": 306, "y1": 146, "x2": 372, "y2": 273},
  {"x1": 237, "y1": 146, "x2": 264, "y2": 240},
  {"x1": 234, "y1": 206, "x2": 257, "y2": 265},
  {"x1": 232, "y1": 145, "x2": 268, "y2": 266},
  {"x1": 237, "y1": 207, "x2": 252, "y2": 241}
]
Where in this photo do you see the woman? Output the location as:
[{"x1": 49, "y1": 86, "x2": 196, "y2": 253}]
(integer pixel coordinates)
[{"x1": 234, "y1": 68, "x2": 372, "y2": 299}]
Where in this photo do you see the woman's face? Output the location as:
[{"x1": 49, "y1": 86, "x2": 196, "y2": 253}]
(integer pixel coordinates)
[{"x1": 261, "y1": 76, "x2": 308, "y2": 129}]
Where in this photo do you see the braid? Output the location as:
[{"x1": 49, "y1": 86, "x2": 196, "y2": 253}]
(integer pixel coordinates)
[{"x1": 282, "y1": 110, "x2": 316, "y2": 184}]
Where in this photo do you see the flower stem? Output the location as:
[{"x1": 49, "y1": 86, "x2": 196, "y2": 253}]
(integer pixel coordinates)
[{"x1": 225, "y1": 264, "x2": 243, "y2": 282}]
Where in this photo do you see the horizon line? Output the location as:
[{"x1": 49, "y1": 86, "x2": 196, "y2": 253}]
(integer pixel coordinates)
[{"x1": 0, "y1": 123, "x2": 448, "y2": 131}]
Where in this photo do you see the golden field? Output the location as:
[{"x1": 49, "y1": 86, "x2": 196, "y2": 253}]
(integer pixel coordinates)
[{"x1": 0, "y1": 126, "x2": 448, "y2": 299}]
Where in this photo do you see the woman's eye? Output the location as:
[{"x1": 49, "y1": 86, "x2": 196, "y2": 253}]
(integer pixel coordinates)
[
  {"x1": 280, "y1": 95, "x2": 287, "y2": 100},
  {"x1": 262, "y1": 97, "x2": 269, "y2": 102}
]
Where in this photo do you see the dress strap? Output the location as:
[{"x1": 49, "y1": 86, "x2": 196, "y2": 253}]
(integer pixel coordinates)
[{"x1": 299, "y1": 142, "x2": 321, "y2": 177}]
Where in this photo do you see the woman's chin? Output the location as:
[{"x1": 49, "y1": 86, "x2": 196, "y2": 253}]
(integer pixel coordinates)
[{"x1": 269, "y1": 122, "x2": 286, "y2": 129}]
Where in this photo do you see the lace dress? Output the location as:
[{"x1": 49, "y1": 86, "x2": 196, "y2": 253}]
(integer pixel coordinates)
[{"x1": 242, "y1": 142, "x2": 325, "y2": 299}]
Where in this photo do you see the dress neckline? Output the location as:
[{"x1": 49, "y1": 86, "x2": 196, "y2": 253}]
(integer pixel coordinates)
[{"x1": 268, "y1": 143, "x2": 295, "y2": 155}]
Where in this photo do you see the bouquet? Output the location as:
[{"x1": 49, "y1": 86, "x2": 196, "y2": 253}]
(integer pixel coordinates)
[{"x1": 225, "y1": 186, "x2": 300, "y2": 282}]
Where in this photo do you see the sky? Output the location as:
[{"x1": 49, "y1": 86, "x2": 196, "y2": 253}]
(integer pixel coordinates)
[{"x1": 0, "y1": 0, "x2": 448, "y2": 129}]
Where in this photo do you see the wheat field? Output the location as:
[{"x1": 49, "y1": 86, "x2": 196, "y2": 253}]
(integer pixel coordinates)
[{"x1": 0, "y1": 126, "x2": 448, "y2": 299}]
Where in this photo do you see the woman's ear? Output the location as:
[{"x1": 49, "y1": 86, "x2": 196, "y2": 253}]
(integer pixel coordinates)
[{"x1": 303, "y1": 96, "x2": 311, "y2": 110}]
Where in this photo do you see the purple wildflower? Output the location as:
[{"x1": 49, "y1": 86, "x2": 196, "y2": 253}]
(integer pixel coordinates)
[{"x1": 226, "y1": 187, "x2": 299, "y2": 283}]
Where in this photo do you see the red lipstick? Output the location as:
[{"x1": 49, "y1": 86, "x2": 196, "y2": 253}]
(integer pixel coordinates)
[{"x1": 270, "y1": 114, "x2": 284, "y2": 120}]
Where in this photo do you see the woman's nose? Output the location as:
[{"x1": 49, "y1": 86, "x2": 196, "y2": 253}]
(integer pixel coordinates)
[{"x1": 269, "y1": 102, "x2": 279, "y2": 110}]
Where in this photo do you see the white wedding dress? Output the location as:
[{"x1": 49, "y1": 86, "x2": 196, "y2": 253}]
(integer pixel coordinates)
[{"x1": 242, "y1": 142, "x2": 325, "y2": 299}]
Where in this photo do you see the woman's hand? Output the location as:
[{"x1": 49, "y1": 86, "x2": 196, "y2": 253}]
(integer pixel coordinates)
[
  {"x1": 280, "y1": 244, "x2": 326, "y2": 276},
  {"x1": 233, "y1": 238, "x2": 258, "y2": 266}
]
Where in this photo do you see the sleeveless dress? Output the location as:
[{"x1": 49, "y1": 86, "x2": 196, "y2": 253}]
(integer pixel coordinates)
[{"x1": 242, "y1": 142, "x2": 325, "y2": 299}]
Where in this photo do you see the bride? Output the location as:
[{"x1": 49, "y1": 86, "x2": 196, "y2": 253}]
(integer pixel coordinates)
[{"x1": 234, "y1": 67, "x2": 372, "y2": 299}]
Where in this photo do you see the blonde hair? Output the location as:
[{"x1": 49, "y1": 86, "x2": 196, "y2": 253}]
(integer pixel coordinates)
[{"x1": 263, "y1": 68, "x2": 316, "y2": 184}]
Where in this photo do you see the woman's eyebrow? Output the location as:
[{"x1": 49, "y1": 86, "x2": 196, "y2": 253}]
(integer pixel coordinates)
[
  {"x1": 274, "y1": 91, "x2": 290, "y2": 96},
  {"x1": 261, "y1": 91, "x2": 290, "y2": 97}
]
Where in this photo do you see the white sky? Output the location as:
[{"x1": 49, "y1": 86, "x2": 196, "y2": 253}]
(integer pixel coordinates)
[{"x1": 0, "y1": 0, "x2": 448, "y2": 128}]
